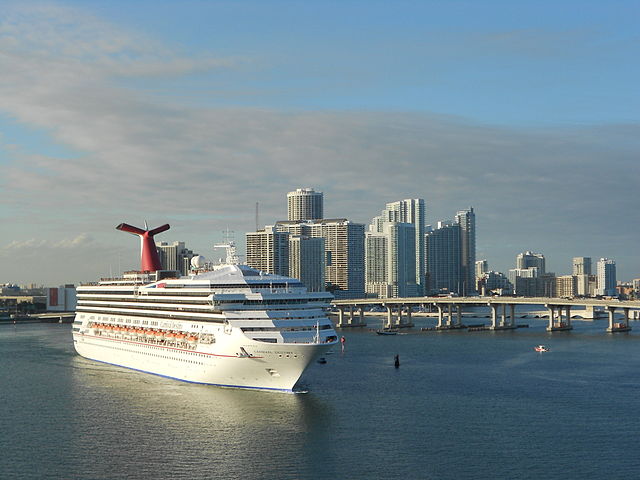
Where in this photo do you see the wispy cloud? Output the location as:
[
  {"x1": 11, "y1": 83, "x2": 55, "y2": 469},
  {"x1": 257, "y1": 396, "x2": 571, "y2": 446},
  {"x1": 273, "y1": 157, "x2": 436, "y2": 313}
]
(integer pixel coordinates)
[
  {"x1": 1, "y1": 233, "x2": 94, "y2": 253},
  {"x1": 0, "y1": 3, "x2": 639, "y2": 284}
]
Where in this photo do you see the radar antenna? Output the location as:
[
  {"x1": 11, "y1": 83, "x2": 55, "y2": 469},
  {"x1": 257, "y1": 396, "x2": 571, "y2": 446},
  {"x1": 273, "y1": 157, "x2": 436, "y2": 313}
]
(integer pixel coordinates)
[{"x1": 213, "y1": 228, "x2": 239, "y2": 265}]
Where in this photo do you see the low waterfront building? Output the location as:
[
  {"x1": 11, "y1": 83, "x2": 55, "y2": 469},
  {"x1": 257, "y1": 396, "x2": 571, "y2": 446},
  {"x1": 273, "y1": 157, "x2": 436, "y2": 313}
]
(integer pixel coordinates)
[{"x1": 46, "y1": 285, "x2": 77, "y2": 311}]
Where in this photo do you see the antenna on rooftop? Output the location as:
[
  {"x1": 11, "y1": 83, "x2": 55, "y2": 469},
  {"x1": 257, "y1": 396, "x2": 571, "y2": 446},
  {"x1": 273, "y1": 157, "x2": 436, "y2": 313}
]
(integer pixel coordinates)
[{"x1": 255, "y1": 202, "x2": 259, "y2": 232}]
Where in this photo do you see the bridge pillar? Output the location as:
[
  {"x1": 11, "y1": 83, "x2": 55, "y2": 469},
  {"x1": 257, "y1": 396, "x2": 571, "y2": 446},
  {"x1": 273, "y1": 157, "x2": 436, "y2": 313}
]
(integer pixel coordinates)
[
  {"x1": 402, "y1": 306, "x2": 412, "y2": 327},
  {"x1": 435, "y1": 304, "x2": 444, "y2": 328},
  {"x1": 385, "y1": 305, "x2": 392, "y2": 329},
  {"x1": 547, "y1": 305, "x2": 555, "y2": 331},
  {"x1": 359, "y1": 306, "x2": 366, "y2": 326},
  {"x1": 501, "y1": 304, "x2": 507, "y2": 327},
  {"x1": 510, "y1": 304, "x2": 516, "y2": 327},
  {"x1": 608, "y1": 307, "x2": 615, "y2": 331},
  {"x1": 605, "y1": 306, "x2": 630, "y2": 333},
  {"x1": 546, "y1": 304, "x2": 572, "y2": 331},
  {"x1": 447, "y1": 304, "x2": 453, "y2": 327},
  {"x1": 489, "y1": 304, "x2": 498, "y2": 329},
  {"x1": 337, "y1": 306, "x2": 346, "y2": 327},
  {"x1": 456, "y1": 304, "x2": 462, "y2": 326},
  {"x1": 349, "y1": 305, "x2": 355, "y2": 326}
]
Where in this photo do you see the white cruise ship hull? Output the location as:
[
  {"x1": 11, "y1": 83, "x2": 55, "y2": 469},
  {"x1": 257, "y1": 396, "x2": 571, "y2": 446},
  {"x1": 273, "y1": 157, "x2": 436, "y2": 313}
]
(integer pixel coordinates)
[{"x1": 73, "y1": 330, "x2": 333, "y2": 392}]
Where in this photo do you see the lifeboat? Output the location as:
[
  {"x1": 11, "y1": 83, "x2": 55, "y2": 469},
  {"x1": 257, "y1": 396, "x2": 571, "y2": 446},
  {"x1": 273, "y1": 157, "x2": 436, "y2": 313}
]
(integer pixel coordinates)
[{"x1": 186, "y1": 335, "x2": 198, "y2": 344}]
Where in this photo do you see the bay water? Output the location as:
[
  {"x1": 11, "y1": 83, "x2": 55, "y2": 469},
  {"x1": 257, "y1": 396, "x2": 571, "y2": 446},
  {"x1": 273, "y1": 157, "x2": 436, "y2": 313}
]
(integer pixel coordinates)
[{"x1": 2, "y1": 318, "x2": 640, "y2": 479}]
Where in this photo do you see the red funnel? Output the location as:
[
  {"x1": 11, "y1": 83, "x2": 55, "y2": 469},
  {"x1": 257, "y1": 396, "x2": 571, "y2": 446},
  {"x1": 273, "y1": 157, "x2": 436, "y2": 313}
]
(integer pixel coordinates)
[{"x1": 116, "y1": 222, "x2": 170, "y2": 272}]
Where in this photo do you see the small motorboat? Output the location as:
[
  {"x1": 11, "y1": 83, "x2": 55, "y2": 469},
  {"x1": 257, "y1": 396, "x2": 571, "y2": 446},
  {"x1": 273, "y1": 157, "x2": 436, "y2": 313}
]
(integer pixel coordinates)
[
  {"x1": 534, "y1": 345, "x2": 550, "y2": 352},
  {"x1": 376, "y1": 329, "x2": 399, "y2": 336},
  {"x1": 317, "y1": 357, "x2": 327, "y2": 364}
]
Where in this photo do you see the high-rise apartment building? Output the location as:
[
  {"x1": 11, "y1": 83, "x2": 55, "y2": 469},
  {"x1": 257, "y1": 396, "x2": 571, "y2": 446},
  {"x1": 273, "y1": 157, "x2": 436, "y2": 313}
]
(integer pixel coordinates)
[
  {"x1": 156, "y1": 241, "x2": 196, "y2": 275},
  {"x1": 455, "y1": 207, "x2": 476, "y2": 295},
  {"x1": 555, "y1": 275, "x2": 577, "y2": 298},
  {"x1": 425, "y1": 222, "x2": 462, "y2": 294},
  {"x1": 572, "y1": 257, "x2": 592, "y2": 276},
  {"x1": 574, "y1": 274, "x2": 590, "y2": 297},
  {"x1": 516, "y1": 251, "x2": 546, "y2": 274},
  {"x1": 370, "y1": 199, "x2": 426, "y2": 294},
  {"x1": 365, "y1": 232, "x2": 388, "y2": 297},
  {"x1": 596, "y1": 258, "x2": 617, "y2": 296},
  {"x1": 365, "y1": 221, "x2": 416, "y2": 298},
  {"x1": 475, "y1": 259, "x2": 488, "y2": 278},
  {"x1": 287, "y1": 188, "x2": 323, "y2": 222},
  {"x1": 245, "y1": 226, "x2": 290, "y2": 276},
  {"x1": 289, "y1": 235, "x2": 325, "y2": 292},
  {"x1": 277, "y1": 219, "x2": 364, "y2": 299}
]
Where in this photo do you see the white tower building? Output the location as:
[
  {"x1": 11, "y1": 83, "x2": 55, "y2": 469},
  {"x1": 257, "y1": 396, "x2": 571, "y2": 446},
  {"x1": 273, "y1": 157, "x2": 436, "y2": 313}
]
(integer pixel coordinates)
[
  {"x1": 596, "y1": 258, "x2": 617, "y2": 297},
  {"x1": 455, "y1": 207, "x2": 476, "y2": 295},
  {"x1": 370, "y1": 199, "x2": 426, "y2": 294},
  {"x1": 287, "y1": 188, "x2": 323, "y2": 222}
]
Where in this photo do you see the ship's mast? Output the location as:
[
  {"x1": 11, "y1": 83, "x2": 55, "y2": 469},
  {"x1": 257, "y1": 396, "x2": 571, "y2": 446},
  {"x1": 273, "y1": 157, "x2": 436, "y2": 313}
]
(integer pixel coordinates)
[{"x1": 213, "y1": 228, "x2": 239, "y2": 265}]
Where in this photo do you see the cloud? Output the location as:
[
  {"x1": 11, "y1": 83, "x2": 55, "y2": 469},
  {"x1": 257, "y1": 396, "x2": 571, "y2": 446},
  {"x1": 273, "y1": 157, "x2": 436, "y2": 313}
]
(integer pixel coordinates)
[
  {"x1": 1, "y1": 233, "x2": 94, "y2": 253},
  {"x1": 0, "y1": 2, "x2": 639, "y2": 284}
]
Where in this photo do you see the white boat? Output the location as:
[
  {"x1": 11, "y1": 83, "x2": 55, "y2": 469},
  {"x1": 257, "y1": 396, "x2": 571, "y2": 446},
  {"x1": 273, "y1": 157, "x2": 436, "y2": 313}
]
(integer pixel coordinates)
[
  {"x1": 72, "y1": 223, "x2": 338, "y2": 392},
  {"x1": 534, "y1": 345, "x2": 550, "y2": 352}
]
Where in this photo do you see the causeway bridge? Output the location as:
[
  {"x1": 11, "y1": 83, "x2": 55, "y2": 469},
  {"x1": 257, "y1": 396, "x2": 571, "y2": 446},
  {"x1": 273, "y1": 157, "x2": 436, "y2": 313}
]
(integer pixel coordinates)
[{"x1": 331, "y1": 297, "x2": 640, "y2": 333}]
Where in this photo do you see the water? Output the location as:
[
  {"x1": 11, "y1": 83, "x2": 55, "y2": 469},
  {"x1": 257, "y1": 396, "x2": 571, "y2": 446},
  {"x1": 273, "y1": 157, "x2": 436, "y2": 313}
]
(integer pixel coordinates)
[{"x1": 2, "y1": 319, "x2": 640, "y2": 479}]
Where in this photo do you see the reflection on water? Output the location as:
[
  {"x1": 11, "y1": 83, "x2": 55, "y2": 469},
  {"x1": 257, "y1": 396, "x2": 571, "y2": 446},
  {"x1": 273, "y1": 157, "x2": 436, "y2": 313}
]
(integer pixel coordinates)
[
  {"x1": 1, "y1": 324, "x2": 336, "y2": 480},
  {"x1": 68, "y1": 355, "x2": 335, "y2": 479},
  {"x1": 5, "y1": 320, "x2": 640, "y2": 480}
]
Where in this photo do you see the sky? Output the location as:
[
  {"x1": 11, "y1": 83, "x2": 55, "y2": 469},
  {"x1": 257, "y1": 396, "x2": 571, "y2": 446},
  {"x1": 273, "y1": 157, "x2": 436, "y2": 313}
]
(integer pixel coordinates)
[{"x1": 1, "y1": 0, "x2": 639, "y2": 286}]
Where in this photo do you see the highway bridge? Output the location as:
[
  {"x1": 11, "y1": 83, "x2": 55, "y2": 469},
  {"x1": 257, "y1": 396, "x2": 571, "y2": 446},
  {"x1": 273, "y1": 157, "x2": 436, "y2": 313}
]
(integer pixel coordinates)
[{"x1": 331, "y1": 297, "x2": 640, "y2": 333}]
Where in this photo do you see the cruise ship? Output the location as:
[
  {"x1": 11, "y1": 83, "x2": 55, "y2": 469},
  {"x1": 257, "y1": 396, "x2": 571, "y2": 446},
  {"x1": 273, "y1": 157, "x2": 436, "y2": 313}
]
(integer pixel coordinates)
[{"x1": 72, "y1": 223, "x2": 338, "y2": 392}]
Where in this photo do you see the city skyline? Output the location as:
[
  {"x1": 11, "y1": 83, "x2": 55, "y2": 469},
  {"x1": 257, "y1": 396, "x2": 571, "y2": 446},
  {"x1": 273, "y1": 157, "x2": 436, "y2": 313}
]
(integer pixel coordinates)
[{"x1": 1, "y1": 1, "x2": 639, "y2": 285}]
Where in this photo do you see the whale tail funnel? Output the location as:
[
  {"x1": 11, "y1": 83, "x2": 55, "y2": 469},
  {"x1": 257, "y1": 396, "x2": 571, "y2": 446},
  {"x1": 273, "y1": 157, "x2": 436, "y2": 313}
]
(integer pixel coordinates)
[{"x1": 116, "y1": 222, "x2": 170, "y2": 272}]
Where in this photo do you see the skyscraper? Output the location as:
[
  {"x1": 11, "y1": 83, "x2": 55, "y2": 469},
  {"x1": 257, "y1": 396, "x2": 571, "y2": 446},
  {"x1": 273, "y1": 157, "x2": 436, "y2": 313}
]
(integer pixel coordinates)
[
  {"x1": 287, "y1": 188, "x2": 323, "y2": 222},
  {"x1": 365, "y1": 231, "x2": 388, "y2": 297},
  {"x1": 572, "y1": 257, "x2": 592, "y2": 276},
  {"x1": 516, "y1": 251, "x2": 546, "y2": 274},
  {"x1": 289, "y1": 235, "x2": 325, "y2": 292},
  {"x1": 365, "y1": 221, "x2": 416, "y2": 298},
  {"x1": 370, "y1": 199, "x2": 426, "y2": 293},
  {"x1": 425, "y1": 222, "x2": 462, "y2": 294},
  {"x1": 455, "y1": 207, "x2": 476, "y2": 295},
  {"x1": 596, "y1": 258, "x2": 617, "y2": 296},
  {"x1": 245, "y1": 226, "x2": 290, "y2": 276},
  {"x1": 277, "y1": 219, "x2": 364, "y2": 299},
  {"x1": 156, "y1": 241, "x2": 196, "y2": 275},
  {"x1": 475, "y1": 259, "x2": 488, "y2": 282}
]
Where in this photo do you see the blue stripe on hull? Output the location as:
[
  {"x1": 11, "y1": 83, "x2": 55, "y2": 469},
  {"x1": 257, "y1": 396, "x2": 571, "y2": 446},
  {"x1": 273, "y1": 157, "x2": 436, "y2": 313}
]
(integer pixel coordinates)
[{"x1": 79, "y1": 355, "x2": 296, "y2": 393}]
